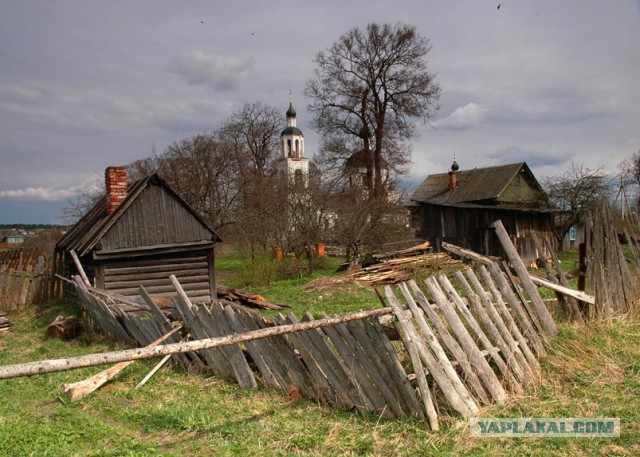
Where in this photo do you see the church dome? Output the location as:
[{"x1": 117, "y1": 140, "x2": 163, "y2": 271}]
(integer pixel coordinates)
[
  {"x1": 281, "y1": 126, "x2": 304, "y2": 136},
  {"x1": 286, "y1": 102, "x2": 296, "y2": 118}
]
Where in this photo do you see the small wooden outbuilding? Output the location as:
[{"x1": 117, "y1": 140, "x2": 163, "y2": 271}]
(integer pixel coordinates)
[
  {"x1": 55, "y1": 166, "x2": 221, "y2": 303},
  {"x1": 410, "y1": 161, "x2": 555, "y2": 265}
]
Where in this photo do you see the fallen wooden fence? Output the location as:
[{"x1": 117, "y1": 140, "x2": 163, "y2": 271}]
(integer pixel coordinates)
[
  {"x1": 4, "y1": 221, "x2": 586, "y2": 427},
  {"x1": 0, "y1": 247, "x2": 563, "y2": 429}
]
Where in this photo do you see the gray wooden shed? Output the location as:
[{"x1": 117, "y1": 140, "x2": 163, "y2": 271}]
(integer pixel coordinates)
[
  {"x1": 55, "y1": 167, "x2": 221, "y2": 303},
  {"x1": 410, "y1": 162, "x2": 555, "y2": 265}
]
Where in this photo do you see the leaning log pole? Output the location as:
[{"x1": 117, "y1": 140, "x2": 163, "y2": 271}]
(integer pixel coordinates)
[{"x1": 0, "y1": 307, "x2": 393, "y2": 380}]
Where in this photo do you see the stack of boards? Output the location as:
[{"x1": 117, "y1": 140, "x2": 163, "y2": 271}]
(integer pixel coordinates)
[{"x1": 0, "y1": 311, "x2": 9, "y2": 333}]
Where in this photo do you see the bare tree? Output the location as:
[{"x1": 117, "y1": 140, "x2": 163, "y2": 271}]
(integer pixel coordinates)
[
  {"x1": 306, "y1": 22, "x2": 440, "y2": 195},
  {"x1": 619, "y1": 150, "x2": 640, "y2": 185},
  {"x1": 61, "y1": 187, "x2": 105, "y2": 224},
  {"x1": 220, "y1": 102, "x2": 284, "y2": 177},
  {"x1": 618, "y1": 149, "x2": 640, "y2": 210},
  {"x1": 541, "y1": 163, "x2": 613, "y2": 245}
]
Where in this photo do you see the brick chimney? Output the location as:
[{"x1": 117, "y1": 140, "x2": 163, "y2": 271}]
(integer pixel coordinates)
[
  {"x1": 448, "y1": 170, "x2": 457, "y2": 190},
  {"x1": 105, "y1": 166, "x2": 127, "y2": 213},
  {"x1": 448, "y1": 155, "x2": 459, "y2": 191}
]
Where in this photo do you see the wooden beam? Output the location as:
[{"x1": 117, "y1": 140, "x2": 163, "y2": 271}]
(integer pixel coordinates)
[
  {"x1": 491, "y1": 220, "x2": 557, "y2": 336},
  {"x1": 69, "y1": 250, "x2": 91, "y2": 287},
  {"x1": 442, "y1": 242, "x2": 493, "y2": 265},
  {"x1": 529, "y1": 275, "x2": 596, "y2": 305}
]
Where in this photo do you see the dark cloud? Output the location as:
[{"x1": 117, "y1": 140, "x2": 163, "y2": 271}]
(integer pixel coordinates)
[
  {"x1": 165, "y1": 51, "x2": 253, "y2": 91},
  {"x1": 1, "y1": 1, "x2": 639, "y2": 223}
]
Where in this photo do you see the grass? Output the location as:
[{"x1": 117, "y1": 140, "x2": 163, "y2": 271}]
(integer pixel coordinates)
[
  {"x1": 216, "y1": 251, "x2": 382, "y2": 317},
  {"x1": 1, "y1": 250, "x2": 639, "y2": 456}
]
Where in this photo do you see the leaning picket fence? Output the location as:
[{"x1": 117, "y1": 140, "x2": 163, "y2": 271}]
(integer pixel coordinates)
[{"x1": 0, "y1": 224, "x2": 572, "y2": 430}]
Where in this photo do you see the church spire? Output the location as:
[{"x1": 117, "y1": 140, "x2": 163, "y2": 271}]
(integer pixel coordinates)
[
  {"x1": 286, "y1": 89, "x2": 297, "y2": 127},
  {"x1": 279, "y1": 91, "x2": 309, "y2": 180}
]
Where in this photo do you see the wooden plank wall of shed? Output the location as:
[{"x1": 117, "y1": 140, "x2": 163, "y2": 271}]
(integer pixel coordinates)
[
  {"x1": 100, "y1": 183, "x2": 213, "y2": 251},
  {"x1": 99, "y1": 251, "x2": 214, "y2": 303},
  {"x1": 419, "y1": 205, "x2": 554, "y2": 265}
]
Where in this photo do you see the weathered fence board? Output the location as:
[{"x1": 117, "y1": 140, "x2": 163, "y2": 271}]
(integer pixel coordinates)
[{"x1": 0, "y1": 253, "x2": 58, "y2": 311}]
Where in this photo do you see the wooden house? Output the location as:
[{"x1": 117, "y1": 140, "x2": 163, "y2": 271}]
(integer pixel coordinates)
[
  {"x1": 410, "y1": 161, "x2": 555, "y2": 265},
  {"x1": 55, "y1": 166, "x2": 221, "y2": 303}
]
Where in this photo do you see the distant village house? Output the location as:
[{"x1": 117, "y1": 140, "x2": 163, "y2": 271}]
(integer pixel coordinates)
[{"x1": 410, "y1": 160, "x2": 555, "y2": 265}]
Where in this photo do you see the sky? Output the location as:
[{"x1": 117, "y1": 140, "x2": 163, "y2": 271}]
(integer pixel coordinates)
[{"x1": 1, "y1": 0, "x2": 639, "y2": 224}]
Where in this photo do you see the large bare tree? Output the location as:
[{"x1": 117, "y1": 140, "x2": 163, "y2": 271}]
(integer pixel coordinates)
[{"x1": 306, "y1": 22, "x2": 440, "y2": 195}]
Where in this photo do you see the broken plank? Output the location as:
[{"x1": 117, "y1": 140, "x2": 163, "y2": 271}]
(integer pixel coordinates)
[{"x1": 529, "y1": 275, "x2": 596, "y2": 304}]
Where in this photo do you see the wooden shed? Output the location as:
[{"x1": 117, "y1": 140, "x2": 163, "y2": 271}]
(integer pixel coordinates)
[
  {"x1": 410, "y1": 162, "x2": 555, "y2": 265},
  {"x1": 55, "y1": 166, "x2": 221, "y2": 303}
]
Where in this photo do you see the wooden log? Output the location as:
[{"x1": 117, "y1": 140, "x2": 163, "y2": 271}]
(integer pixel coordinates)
[
  {"x1": 69, "y1": 250, "x2": 91, "y2": 287},
  {"x1": 0, "y1": 307, "x2": 395, "y2": 380},
  {"x1": 46, "y1": 316, "x2": 82, "y2": 341},
  {"x1": 60, "y1": 325, "x2": 182, "y2": 401},
  {"x1": 492, "y1": 220, "x2": 557, "y2": 335},
  {"x1": 442, "y1": 242, "x2": 493, "y2": 265}
]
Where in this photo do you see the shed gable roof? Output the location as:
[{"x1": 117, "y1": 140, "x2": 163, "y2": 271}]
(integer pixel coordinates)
[
  {"x1": 411, "y1": 162, "x2": 545, "y2": 207},
  {"x1": 56, "y1": 174, "x2": 221, "y2": 257}
]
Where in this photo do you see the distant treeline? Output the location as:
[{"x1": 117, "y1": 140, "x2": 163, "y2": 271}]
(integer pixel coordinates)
[{"x1": 0, "y1": 224, "x2": 67, "y2": 230}]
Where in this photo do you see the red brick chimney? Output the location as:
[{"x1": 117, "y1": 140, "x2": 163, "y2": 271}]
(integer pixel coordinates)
[
  {"x1": 448, "y1": 170, "x2": 457, "y2": 190},
  {"x1": 448, "y1": 155, "x2": 459, "y2": 190},
  {"x1": 105, "y1": 166, "x2": 127, "y2": 213}
]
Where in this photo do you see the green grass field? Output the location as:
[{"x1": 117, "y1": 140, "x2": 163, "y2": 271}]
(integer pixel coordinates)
[{"x1": 0, "y1": 251, "x2": 638, "y2": 456}]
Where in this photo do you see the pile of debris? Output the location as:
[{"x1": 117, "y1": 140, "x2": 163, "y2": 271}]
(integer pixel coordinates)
[
  {"x1": 216, "y1": 286, "x2": 290, "y2": 311},
  {"x1": 0, "y1": 311, "x2": 9, "y2": 332},
  {"x1": 349, "y1": 241, "x2": 462, "y2": 286}
]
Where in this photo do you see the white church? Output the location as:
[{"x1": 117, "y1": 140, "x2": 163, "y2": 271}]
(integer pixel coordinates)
[{"x1": 278, "y1": 95, "x2": 310, "y2": 182}]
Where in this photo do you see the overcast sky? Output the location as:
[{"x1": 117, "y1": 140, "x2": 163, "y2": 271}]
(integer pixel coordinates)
[{"x1": 1, "y1": 0, "x2": 639, "y2": 224}]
